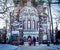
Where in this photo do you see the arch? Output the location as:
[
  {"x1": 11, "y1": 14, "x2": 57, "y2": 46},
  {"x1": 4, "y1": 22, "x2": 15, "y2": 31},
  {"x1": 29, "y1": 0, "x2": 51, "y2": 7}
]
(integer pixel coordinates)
[{"x1": 19, "y1": 6, "x2": 39, "y2": 18}]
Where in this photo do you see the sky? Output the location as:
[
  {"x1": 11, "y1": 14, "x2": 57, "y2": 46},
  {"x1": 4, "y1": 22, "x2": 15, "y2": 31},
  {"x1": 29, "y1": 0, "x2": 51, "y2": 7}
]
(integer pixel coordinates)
[{"x1": 0, "y1": 0, "x2": 60, "y2": 30}]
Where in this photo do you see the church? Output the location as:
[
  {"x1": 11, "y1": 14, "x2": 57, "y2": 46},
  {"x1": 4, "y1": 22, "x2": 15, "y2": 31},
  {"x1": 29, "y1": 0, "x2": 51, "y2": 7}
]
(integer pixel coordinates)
[
  {"x1": 19, "y1": 0, "x2": 39, "y2": 38},
  {"x1": 12, "y1": 0, "x2": 47, "y2": 42}
]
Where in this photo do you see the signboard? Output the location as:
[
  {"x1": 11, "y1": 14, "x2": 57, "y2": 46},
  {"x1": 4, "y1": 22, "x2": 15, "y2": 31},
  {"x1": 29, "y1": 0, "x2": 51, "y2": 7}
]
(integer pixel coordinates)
[{"x1": 12, "y1": 31, "x2": 19, "y2": 35}]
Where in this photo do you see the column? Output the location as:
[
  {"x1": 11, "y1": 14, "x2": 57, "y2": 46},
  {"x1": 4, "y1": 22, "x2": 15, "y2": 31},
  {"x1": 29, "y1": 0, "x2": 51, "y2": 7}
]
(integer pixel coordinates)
[
  {"x1": 26, "y1": 16, "x2": 28, "y2": 30},
  {"x1": 31, "y1": 17, "x2": 33, "y2": 30},
  {"x1": 35, "y1": 21, "x2": 37, "y2": 30}
]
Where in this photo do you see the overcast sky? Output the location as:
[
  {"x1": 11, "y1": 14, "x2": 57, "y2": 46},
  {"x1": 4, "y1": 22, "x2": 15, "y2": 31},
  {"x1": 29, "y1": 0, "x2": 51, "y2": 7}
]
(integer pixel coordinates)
[{"x1": 0, "y1": 0, "x2": 60, "y2": 30}]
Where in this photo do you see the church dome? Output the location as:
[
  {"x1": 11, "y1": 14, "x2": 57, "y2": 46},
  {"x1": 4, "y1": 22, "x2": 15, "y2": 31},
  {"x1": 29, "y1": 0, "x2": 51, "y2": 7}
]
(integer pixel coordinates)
[{"x1": 20, "y1": 6, "x2": 38, "y2": 17}]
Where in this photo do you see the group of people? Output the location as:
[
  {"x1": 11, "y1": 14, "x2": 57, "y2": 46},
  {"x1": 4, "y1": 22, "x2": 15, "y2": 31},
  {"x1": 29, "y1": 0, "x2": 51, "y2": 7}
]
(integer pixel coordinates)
[
  {"x1": 19, "y1": 36, "x2": 38, "y2": 46},
  {"x1": 28, "y1": 36, "x2": 36, "y2": 46}
]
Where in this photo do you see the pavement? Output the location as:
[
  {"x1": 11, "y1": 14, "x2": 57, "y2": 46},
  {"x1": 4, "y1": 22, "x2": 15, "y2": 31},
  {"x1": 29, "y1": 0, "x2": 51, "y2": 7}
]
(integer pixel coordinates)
[
  {"x1": 0, "y1": 44, "x2": 60, "y2": 50},
  {"x1": 20, "y1": 44, "x2": 55, "y2": 50},
  {"x1": 17, "y1": 44, "x2": 60, "y2": 50}
]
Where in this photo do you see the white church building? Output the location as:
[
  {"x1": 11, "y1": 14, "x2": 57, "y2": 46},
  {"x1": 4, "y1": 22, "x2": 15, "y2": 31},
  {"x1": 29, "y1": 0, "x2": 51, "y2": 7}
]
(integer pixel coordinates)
[{"x1": 19, "y1": 1, "x2": 39, "y2": 38}]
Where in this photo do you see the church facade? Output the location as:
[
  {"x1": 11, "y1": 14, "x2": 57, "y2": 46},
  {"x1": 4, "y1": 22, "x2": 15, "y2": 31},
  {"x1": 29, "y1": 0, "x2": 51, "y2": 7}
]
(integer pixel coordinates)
[
  {"x1": 19, "y1": 1, "x2": 39, "y2": 38},
  {"x1": 12, "y1": 0, "x2": 48, "y2": 42}
]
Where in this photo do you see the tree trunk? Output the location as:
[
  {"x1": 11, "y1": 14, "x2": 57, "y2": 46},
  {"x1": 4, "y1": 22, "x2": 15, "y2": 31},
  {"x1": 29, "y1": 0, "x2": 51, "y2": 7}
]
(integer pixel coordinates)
[{"x1": 48, "y1": 0, "x2": 54, "y2": 43}]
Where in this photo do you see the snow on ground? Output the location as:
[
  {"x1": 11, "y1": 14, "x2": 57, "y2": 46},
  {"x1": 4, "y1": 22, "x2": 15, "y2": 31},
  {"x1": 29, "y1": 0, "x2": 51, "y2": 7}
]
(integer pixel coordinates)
[
  {"x1": 0, "y1": 44, "x2": 60, "y2": 50},
  {"x1": 0, "y1": 44, "x2": 19, "y2": 50},
  {"x1": 50, "y1": 44, "x2": 60, "y2": 50},
  {"x1": 24, "y1": 42, "x2": 60, "y2": 50}
]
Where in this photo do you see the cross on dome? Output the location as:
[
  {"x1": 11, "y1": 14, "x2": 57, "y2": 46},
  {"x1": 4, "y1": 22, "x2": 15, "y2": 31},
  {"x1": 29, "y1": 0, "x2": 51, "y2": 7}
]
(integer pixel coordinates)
[{"x1": 27, "y1": 0, "x2": 32, "y2": 6}]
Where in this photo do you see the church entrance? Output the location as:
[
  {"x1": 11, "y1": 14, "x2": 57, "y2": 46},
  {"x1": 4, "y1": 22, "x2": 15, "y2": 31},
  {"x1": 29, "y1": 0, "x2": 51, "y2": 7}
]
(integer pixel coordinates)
[{"x1": 23, "y1": 30, "x2": 39, "y2": 42}]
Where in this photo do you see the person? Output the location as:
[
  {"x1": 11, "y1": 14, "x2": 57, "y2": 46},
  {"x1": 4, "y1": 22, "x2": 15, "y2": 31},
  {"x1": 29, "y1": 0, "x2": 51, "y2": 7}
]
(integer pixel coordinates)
[
  {"x1": 20, "y1": 38, "x2": 24, "y2": 45},
  {"x1": 33, "y1": 37, "x2": 36, "y2": 46},
  {"x1": 28, "y1": 37, "x2": 32, "y2": 46},
  {"x1": 23, "y1": 37, "x2": 26, "y2": 42}
]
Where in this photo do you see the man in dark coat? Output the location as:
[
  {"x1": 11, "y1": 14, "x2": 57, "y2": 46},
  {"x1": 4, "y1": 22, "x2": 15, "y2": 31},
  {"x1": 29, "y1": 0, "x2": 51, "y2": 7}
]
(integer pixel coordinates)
[{"x1": 33, "y1": 37, "x2": 36, "y2": 46}]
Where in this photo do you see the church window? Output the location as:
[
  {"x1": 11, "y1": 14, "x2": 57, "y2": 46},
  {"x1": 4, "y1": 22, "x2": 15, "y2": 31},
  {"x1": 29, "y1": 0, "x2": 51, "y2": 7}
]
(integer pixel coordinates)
[
  {"x1": 32, "y1": 20, "x2": 35, "y2": 29},
  {"x1": 28, "y1": 20, "x2": 31, "y2": 29}
]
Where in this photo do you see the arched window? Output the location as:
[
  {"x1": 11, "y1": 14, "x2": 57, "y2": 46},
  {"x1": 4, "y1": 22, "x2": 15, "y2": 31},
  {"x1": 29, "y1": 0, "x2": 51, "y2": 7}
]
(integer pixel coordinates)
[
  {"x1": 28, "y1": 20, "x2": 31, "y2": 29},
  {"x1": 32, "y1": 20, "x2": 35, "y2": 29}
]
